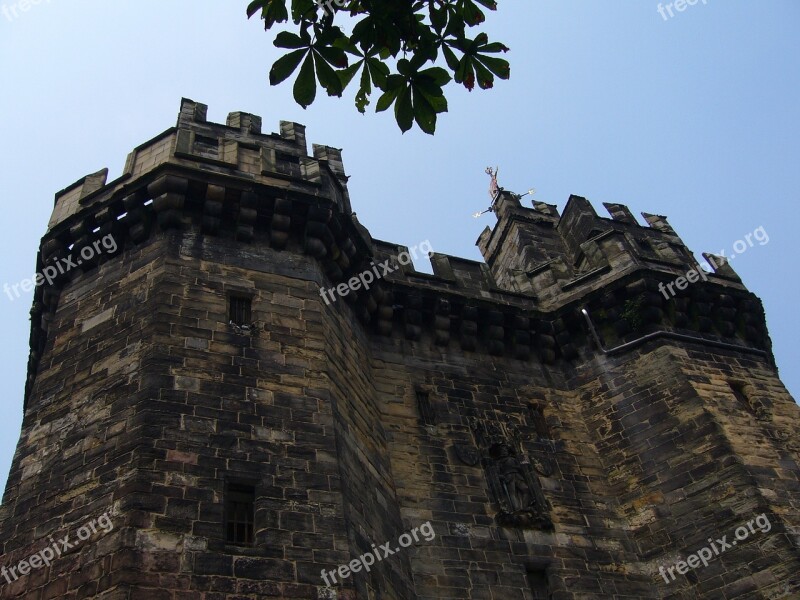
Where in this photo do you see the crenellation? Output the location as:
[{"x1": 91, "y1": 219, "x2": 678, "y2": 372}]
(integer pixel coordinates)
[
  {"x1": 123, "y1": 130, "x2": 175, "y2": 179},
  {"x1": 48, "y1": 108, "x2": 357, "y2": 235},
  {"x1": 48, "y1": 168, "x2": 110, "y2": 230},
  {"x1": 279, "y1": 121, "x2": 307, "y2": 152},
  {"x1": 558, "y1": 195, "x2": 604, "y2": 264},
  {"x1": 177, "y1": 97, "x2": 208, "y2": 126},
  {"x1": 703, "y1": 252, "x2": 742, "y2": 282},
  {"x1": 641, "y1": 212, "x2": 676, "y2": 235},
  {"x1": 312, "y1": 143, "x2": 347, "y2": 183},
  {"x1": 602, "y1": 202, "x2": 639, "y2": 225},
  {"x1": 532, "y1": 200, "x2": 561, "y2": 218},
  {"x1": 227, "y1": 111, "x2": 263, "y2": 135},
  {"x1": 433, "y1": 254, "x2": 499, "y2": 293}
]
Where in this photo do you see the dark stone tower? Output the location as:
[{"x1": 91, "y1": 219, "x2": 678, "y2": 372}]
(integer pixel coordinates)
[{"x1": 1, "y1": 99, "x2": 798, "y2": 599}]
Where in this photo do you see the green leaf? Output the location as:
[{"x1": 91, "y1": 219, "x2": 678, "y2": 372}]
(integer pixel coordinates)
[
  {"x1": 460, "y1": 0, "x2": 486, "y2": 26},
  {"x1": 397, "y1": 59, "x2": 412, "y2": 76},
  {"x1": 442, "y1": 45, "x2": 461, "y2": 72},
  {"x1": 253, "y1": 0, "x2": 511, "y2": 134},
  {"x1": 395, "y1": 86, "x2": 414, "y2": 133},
  {"x1": 314, "y1": 52, "x2": 344, "y2": 96},
  {"x1": 481, "y1": 42, "x2": 510, "y2": 53},
  {"x1": 294, "y1": 52, "x2": 317, "y2": 108},
  {"x1": 338, "y1": 60, "x2": 363, "y2": 89},
  {"x1": 351, "y1": 16, "x2": 378, "y2": 52},
  {"x1": 316, "y1": 25, "x2": 346, "y2": 45},
  {"x1": 455, "y1": 56, "x2": 475, "y2": 89},
  {"x1": 477, "y1": 54, "x2": 510, "y2": 79},
  {"x1": 316, "y1": 45, "x2": 349, "y2": 69},
  {"x1": 419, "y1": 89, "x2": 448, "y2": 113},
  {"x1": 333, "y1": 36, "x2": 362, "y2": 55},
  {"x1": 291, "y1": 0, "x2": 317, "y2": 22},
  {"x1": 251, "y1": 0, "x2": 289, "y2": 29},
  {"x1": 274, "y1": 31, "x2": 307, "y2": 49},
  {"x1": 359, "y1": 59, "x2": 372, "y2": 96},
  {"x1": 355, "y1": 87, "x2": 370, "y2": 113},
  {"x1": 367, "y1": 58, "x2": 389, "y2": 89},
  {"x1": 383, "y1": 74, "x2": 406, "y2": 91},
  {"x1": 419, "y1": 67, "x2": 451, "y2": 87},
  {"x1": 430, "y1": 2, "x2": 447, "y2": 32},
  {"x1": 355, "y1": 63, "x2": 372, "y2": 113},
  {"x1": 270, "y1": 49, "x2": 308, "y2": 85},
  {"x1": 472, "y1": 32, "x2": 489, "y2": 48},
  {"x1": 409, "y1": 50, "x2": 431, "y2": 72},
  {"x1": 270, "y1": 1, "x2": 289, "y2": 26},
  {"x1": 375, "y1": 88, "x2": 400, "y2": 112},
  {"x1": 246, "y1": 0, "x2": 268, "y2": 19},
  {"x1": 412, "y1": 87, "x2": 436, "y2": 135},
  {"x1": 472, "y1": 58, "x2": 494, "y2": 89}
]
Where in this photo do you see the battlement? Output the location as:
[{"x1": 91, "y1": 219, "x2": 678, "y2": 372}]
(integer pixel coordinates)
[
  {"x1": 26, "y1": 100, "x2": 773, "y2": 405},
  {"x1": 478, "y1": 189, "x2": 744, "y2": 308},
  {"x1": 48, "y1": 98, "x2": 352, "y2": 231}
]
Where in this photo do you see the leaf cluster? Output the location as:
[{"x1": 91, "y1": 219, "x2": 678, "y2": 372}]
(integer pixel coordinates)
[{"x1": 247, "y1": 0, "x2": 510, "y2": 134}]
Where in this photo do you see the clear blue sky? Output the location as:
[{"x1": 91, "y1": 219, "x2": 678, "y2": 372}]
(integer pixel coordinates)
[{"x1": 0, "y1": 1, "x2": 798, "y2": 493}]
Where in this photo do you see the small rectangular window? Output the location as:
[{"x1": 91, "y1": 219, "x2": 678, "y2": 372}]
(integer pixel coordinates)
[
  {"x1": 225, "y1": 482, "x2": 255, "y2": 545},
  {"x1": 416, "y1": 390, "x2": 436, "y2": 426},
  {"x1": 229, "y1": 296, "x2": 252, "y2": 327},
  {"x1": 527, "y1": 567, "x2": 549, "y2": 599}
]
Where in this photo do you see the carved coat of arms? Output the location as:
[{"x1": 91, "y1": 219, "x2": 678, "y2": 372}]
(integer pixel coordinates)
[{"x1": 464, "y1": 416, "x2": 554, "y2": 530}]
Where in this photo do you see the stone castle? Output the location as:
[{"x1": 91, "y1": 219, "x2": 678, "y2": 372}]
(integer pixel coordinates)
[{"x1": 0, "y1": 99, "x2": 798, "y2": 599}]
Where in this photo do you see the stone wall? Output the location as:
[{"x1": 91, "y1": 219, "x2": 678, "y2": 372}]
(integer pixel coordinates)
[{"x1": 1, "y1": 99, "x2": 798, "y2": 600}]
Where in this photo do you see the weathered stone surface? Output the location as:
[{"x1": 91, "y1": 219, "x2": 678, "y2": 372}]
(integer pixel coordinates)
[{"x1": 1, "y1": 99, "x2": 798, "y2": 599}]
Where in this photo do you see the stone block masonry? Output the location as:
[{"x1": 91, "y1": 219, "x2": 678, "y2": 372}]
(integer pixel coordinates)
[
  {"x1": 658, "y1": 513, "x2": 772, "y2": 585},
  {"x1": 320, "y1": 522, "x2": 436, "y2": 586},
  {"x1": 0, "y1": 98, "x2": 798, "y2": 599},
  {"x1": 1, "y1": 512, "x2": 114, "y2": 589}
]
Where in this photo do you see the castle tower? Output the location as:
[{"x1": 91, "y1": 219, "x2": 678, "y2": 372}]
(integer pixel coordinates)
[{"x1": 0, "y1": 100, "x2": 798, "y2": 599}]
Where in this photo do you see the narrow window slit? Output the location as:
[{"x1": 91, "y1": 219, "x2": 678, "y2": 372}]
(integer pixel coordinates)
[
  {"x1": 225, "y1": 482, "x2": 255, "y2": 546},
  {"x1": 416, "y1": 390, "x2": 436, "y2": 426},
  {"x1": 229, "y1": 296, "x2": 252, "y2": 327}
]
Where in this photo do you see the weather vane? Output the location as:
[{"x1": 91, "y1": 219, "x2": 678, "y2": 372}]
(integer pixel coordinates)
[
  {"x1": 486, "y1": 166, "x2": 500, "y2": 200},
  {"x1": 472, "y1": 167, "x2": 536, "y2": 218}
]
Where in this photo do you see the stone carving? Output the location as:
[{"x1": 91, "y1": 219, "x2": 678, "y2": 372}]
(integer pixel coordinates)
[
  {"x1": 531, "y1": 455, "x2": 555, "y2": 477},
  {"x1": 493, "y1": 443, "x2": 534, "y2": 510},
  {"x1": 454, "y1": 443, "x2": 480, "y2": 466},
  {"x1": 469, "y1": 416, "x2": 553, "y2": 530}
]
